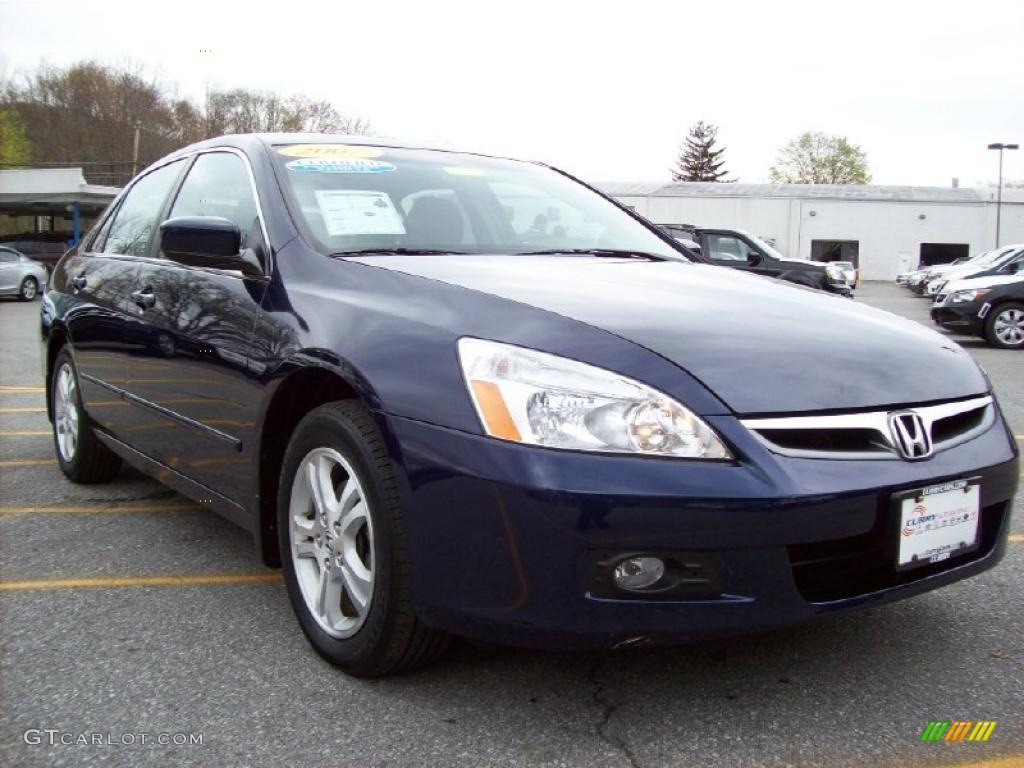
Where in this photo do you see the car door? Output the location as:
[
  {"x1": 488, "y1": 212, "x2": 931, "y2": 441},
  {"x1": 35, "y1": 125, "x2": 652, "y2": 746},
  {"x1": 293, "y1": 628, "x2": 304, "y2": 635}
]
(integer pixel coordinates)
[
  {"x1": 59, "y1": 160, "x2": 185, "y2": 438},
  {"x1": 120, "y1": 150, "x2": 269, "y2": 504}
]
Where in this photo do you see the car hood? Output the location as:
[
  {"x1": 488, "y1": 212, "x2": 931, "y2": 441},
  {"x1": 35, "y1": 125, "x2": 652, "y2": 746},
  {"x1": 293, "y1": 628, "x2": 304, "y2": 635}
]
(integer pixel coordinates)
[
  {"x1": 350, "y1": 255, "x2": 988, "y2": 414},
  {"x1": 944, "y1": 274, "x2": 1024, "y2": 293}
]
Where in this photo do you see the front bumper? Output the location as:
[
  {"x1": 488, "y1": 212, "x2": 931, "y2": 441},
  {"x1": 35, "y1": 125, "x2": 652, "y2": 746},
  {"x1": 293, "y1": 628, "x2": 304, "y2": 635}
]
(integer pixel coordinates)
[
  {"x1": 931, "y1": 302, "x2": 985, "y2": 334},
  {"x1": 383, "y1": 410, "x2": 1018, "y2": 649}
]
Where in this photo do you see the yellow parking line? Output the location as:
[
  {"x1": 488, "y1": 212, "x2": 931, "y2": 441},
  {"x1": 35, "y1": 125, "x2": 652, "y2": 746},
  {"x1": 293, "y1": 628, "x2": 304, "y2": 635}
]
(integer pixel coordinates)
[
  {"x1": 0, "y1": 406, "x2": 46, "y2": 413},
  {"x1": 1009, "y1": 534, "x2": 1024, "y2": 543},
  {"x1": 942, "y1": 755, "x2": 1024, "y2": 768},
  {"x1": 0, "y1": 430, "x2": 50, "y2": 436},
  {"x1": 0, "y1": 459, "x2": 54, "y2": 467},
  {"x1": 0, "y1": 502, "x2": 195, "y2": 516},
  {"x1": 0, "y1": 572, "x2": 282, "y2": 591},
  {"x1": 0, "y1": 385, "x2": 45, "y2": 393}
]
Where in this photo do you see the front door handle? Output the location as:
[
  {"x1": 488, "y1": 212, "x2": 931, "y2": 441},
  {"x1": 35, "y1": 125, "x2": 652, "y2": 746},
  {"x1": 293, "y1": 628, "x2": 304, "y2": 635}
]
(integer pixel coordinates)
[
  {"x1": 131, "y1": 288, "x2": 156, "y2": 310},
  {"x1": 71, "y1": 275, "x2": 87, "y2": 291}
]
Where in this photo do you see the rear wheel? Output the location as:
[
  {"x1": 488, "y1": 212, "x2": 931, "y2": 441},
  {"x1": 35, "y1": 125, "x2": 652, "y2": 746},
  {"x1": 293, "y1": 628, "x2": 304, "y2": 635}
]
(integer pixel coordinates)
[
  {"x1": 984, "y1": 303, "x2": 1024, "y2": 349},
  {"x1": 18, "y1": 277, "x2": 38, "y2": 301},
  {"x1": 51, "y1": 348, "x2": 121, "y2": 483},
  {"x1": 277, "y1": 401, "x2": 450, "y2": 677}
]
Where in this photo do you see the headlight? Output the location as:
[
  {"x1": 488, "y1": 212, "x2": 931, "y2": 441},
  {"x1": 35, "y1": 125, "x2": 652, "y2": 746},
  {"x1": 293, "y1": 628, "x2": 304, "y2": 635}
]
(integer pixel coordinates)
[
  {"x1": 951, "y1": 288, "x2": 991, "y2": 303},
  {"x1": 457, "y1": 338, "x2": 732, "y2": 459},
  {"x1": 825, "y1": 264, "x2": 845, "y2": 282}
]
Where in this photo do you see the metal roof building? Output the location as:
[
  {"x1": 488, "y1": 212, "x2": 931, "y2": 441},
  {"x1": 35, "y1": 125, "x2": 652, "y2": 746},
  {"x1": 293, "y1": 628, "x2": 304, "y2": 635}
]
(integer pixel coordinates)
[
  {"x1": 0, "y1": 168, "x2": 120, "y2": 244},
  {"x1": 597, "y1": 181, "x2": 1024, "y2": 280}
]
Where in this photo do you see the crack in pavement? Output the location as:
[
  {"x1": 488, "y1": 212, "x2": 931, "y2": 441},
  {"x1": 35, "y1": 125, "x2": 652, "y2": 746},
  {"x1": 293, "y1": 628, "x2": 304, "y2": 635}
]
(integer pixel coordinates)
[{"x1": 587, "y1": 653, "x2": 640, "y2": 768}]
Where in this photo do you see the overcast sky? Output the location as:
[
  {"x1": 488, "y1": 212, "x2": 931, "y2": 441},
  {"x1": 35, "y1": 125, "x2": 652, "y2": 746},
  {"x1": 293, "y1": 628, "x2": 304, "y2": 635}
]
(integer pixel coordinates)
[{"x1": 1, "y1": 0, "x2": 1021, "y2": 187}]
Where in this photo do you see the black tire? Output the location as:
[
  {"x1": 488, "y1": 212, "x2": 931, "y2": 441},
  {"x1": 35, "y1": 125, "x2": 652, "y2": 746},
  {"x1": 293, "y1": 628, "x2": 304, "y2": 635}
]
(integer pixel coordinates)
[
  {"x1": 277, "y1": 401, "x2": 450, "y2": 677},
  {"x1": 51, "y1": 348, "x2": 121, "y2": 483},
  {"x1": 984, "y1": 302, "x2": 1024, "y2": 349},
  {"x1": 18, "y1": 276, "x2": 38, "y2": 302}
]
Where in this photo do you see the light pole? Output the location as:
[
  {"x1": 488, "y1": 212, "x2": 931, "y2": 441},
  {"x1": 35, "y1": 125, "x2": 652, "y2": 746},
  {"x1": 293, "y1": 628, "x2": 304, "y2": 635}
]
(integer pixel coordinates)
[{"x1": 988, "y1": 142, "x2": 1018, "y2": 247}]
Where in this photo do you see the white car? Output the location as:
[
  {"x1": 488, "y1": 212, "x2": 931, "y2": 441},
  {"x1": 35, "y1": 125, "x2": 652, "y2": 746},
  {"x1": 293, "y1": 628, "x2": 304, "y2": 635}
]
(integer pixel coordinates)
[
  {"x1": 934, "y1": 264, "x2": 1024, "y2": 309},
  {"x1": 0, "y1": 246, "x2": 48, "y2": 301},
  {"x1": 927, "y1": 245, "x2": 1024, "y2": 298}
]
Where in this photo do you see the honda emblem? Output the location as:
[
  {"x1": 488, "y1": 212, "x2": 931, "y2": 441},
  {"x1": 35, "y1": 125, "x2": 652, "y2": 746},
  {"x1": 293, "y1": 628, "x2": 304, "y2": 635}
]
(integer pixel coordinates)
[{"x1": 888, "y1": 411, "x2": 933, "y2": 460}]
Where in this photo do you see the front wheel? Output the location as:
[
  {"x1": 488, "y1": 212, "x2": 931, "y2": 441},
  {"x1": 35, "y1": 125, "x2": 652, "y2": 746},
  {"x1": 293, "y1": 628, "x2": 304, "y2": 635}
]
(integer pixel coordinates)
[
  {"x1": 984, "y1": 302, "x2": 1024, "y2": 349},
  {"x1": 18, "y1": 277, "x2": 38, "y2": 301},
  {"x1": 277, "y1": 401, "x2": 450, "y2": 677}
]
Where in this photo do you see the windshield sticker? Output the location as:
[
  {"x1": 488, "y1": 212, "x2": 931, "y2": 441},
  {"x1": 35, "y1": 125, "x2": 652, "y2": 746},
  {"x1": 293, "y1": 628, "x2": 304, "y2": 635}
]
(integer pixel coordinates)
[
  {"x1": 443, "y1": 166, "x2": 486, "y2": 177},
  {"x1": 286, "y1": 158, "x2": 396, "y2": 174},
  {"x1": 278, "y1": 144, "x2": 383, "y2": 159},
  {"x1": 315, "y1": 190, "x2": 406, "y2": 237}
]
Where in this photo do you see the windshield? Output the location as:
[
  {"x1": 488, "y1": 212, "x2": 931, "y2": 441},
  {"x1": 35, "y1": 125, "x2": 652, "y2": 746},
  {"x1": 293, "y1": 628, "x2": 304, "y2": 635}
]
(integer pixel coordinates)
[{"x1": 272, "y1": 144, "x2": 685, "y2": 259}]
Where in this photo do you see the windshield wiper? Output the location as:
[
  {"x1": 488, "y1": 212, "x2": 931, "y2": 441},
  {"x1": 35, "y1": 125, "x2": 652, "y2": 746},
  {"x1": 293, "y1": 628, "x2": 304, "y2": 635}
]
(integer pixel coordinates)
[
  {"x1": 331, "y1": 248, "x2": 474, "y2": 257},
  {"x1": 513, "y1": 248, "x2": 669, "y2": 261}
]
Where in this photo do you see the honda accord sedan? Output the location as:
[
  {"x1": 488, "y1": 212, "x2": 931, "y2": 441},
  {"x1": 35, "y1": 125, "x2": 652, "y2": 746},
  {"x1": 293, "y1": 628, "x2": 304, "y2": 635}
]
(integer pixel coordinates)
[{"x1": 40, "y1": 135, "x2": 1019, "y2": 677}]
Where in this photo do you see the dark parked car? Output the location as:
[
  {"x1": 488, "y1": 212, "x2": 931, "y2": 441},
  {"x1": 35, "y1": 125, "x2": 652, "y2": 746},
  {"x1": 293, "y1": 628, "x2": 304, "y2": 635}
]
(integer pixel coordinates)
[
  {"x1": 41, "y1": 135, "x2": 1018, "y2": 677},
  {"x1": 932, "y1": 278, "x2": 1024, "y2": 348},
  {"x1": 658, "y1": 223, "x2": 853, "y2": 296}
]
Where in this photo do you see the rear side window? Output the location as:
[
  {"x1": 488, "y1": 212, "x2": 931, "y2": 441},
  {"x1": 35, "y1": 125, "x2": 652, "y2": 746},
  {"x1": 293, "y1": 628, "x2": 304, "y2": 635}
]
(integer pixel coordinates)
[
  {"x1": 103, "y1": 160, "x2": 184, "y2": 257},
  {"x1": 168, "y1": 152, "x2": 259, "y2": 245}
]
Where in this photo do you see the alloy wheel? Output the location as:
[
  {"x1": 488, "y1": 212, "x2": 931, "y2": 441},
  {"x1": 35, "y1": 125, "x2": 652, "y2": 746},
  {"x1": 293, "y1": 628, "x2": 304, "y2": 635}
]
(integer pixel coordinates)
[
  {"x1": 993, "y1": 308, "x2": 1024, "y2": 346},
  {"x1": 288, "y1": 447, "x2": 375, "y2": 638},
  {"x1": 21, "y1": 279, "x2": 37, "y2": 300},
  {"x1": 54, "y1": 363, "x2": 79, "y2": 462}
]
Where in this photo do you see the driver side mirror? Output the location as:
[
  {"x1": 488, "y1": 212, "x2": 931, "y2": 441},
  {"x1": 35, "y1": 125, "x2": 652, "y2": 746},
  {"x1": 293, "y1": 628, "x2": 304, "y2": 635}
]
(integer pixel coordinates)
[{"x1": 159, "y1": 217, "x2": 263, "y2": 276}]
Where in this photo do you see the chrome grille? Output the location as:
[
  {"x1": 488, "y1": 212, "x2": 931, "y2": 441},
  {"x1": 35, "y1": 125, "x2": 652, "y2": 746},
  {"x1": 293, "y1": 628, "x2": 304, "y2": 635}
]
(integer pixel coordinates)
[{"x1": 741, "y1": 396, "x2": 993, "y2": 460}]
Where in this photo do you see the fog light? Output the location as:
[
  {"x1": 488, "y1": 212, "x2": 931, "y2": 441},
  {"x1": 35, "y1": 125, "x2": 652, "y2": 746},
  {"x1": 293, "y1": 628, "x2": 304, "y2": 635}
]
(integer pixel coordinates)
[{"x1": 613, "y1": 556, "x2": 665, "y2": 591}]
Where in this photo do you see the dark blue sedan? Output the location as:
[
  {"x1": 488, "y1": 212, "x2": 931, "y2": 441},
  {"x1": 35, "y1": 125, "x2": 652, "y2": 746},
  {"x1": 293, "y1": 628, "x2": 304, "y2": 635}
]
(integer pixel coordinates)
[{"x1": 40, "y1": 135, "x2": 1019, "y2": 676}]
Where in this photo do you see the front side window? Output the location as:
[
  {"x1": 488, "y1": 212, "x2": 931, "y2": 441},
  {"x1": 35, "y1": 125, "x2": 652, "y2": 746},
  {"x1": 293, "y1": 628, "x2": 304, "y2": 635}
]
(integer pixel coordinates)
[
  {"x1": 272, "y1": 144, "x2": 685, "y2": 259},
  {"x1": 104, "y1": 160, "x2": 184, "y2": 257},
  {"x1": 706, "y1": 234, "x2": 753, "y2": 262},
  {"x1": 169, "y1": 152, "x2": 259, "y2": 245}
]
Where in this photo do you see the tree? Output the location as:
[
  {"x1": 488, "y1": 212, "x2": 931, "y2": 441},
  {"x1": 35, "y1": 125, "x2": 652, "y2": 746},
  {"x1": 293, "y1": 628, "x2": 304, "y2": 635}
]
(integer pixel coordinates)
[
  {"x1": 0, "y1": 107, "x2": 31, "y2": 165},
  {"x1": 671, "y1": 121, "x2": 730, "y2": 182},
  {"x1": 1, "y1": 61, "x2": 373, "y2": 184},
  {"x1": 769, "y1": 131, "x2": 871, "y2": 184}
]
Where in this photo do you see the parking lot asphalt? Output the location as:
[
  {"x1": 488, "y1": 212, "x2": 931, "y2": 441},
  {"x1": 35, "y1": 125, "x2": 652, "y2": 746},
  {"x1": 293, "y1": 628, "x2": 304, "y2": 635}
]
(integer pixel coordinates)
[{"x1": 1, "y1": 281, "x2": 1022, "y2": 768}]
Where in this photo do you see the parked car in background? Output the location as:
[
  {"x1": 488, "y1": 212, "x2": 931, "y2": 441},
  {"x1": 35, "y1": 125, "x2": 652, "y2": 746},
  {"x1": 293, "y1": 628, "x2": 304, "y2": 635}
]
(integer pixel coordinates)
[
  {"x1": 41, "y1": 135, "x2": 1018, "y2": 677},
  {"x1": 0, "y1": 245, "x2": 48, "y2": 300},
  {"x1": 927, "y1": 245, "x2": 1024, "y2": 297},
  {"x1": 932, "y1": 275, "x2": 1024, "y2": 348},
  {"x1": 832, "y1": 260, "x2": 858, "y2": 287},
  {"x1": 904, "y1": 253, "x2": 991, "y2": 294},
  {"x1": 0, "y1": 232, "x2": 71, "y2": 270},
  {"x1": 657, "y1": 224, "x2": 853, "y2": 296}
]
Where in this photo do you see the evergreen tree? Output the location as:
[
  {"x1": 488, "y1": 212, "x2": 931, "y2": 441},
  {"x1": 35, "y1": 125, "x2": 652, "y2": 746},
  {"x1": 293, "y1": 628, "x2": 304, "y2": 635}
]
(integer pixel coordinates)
[{"x1": 672, "y1": 121, "x2": 729, "y2": 182}]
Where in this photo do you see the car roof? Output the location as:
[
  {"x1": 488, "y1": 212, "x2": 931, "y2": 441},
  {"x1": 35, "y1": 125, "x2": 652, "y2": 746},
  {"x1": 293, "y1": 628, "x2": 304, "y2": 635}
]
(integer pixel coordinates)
[{"x1": 160, "y1": 133, "x2": 515, "y2": 165}]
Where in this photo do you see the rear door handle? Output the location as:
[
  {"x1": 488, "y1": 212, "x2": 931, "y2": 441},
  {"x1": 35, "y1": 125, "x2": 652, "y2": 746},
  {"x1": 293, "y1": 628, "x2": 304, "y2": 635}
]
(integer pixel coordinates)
[
  {"x1": 71, "y1": 275, "x2": 87, "y2": 291},
  {"x1": 131, "y1": 288, "x2": 156, "y2": 310}
]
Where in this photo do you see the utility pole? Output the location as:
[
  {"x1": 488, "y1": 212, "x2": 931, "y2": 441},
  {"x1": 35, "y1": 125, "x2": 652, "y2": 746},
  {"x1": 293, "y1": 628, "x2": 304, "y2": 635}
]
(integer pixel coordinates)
[
  {"x1": 131, "y1": 126, "x2": 141, "y2": 180},
  {"x1": 988, "y1": 142, "x2": 1019, "y2": 247}
]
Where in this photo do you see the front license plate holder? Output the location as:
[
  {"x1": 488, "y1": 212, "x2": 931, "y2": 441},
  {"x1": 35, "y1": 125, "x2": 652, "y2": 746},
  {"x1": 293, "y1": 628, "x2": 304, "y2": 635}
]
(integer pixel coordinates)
[{"x1": 891, "y1": 477, "x2": 981, "y2": 572}]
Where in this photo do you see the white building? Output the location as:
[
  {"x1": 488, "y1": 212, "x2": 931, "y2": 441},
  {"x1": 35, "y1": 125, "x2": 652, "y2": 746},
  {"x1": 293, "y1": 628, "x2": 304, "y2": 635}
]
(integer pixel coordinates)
[{"x1": 599, "y1": 182, "x2": 1024, "y2": 280}]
